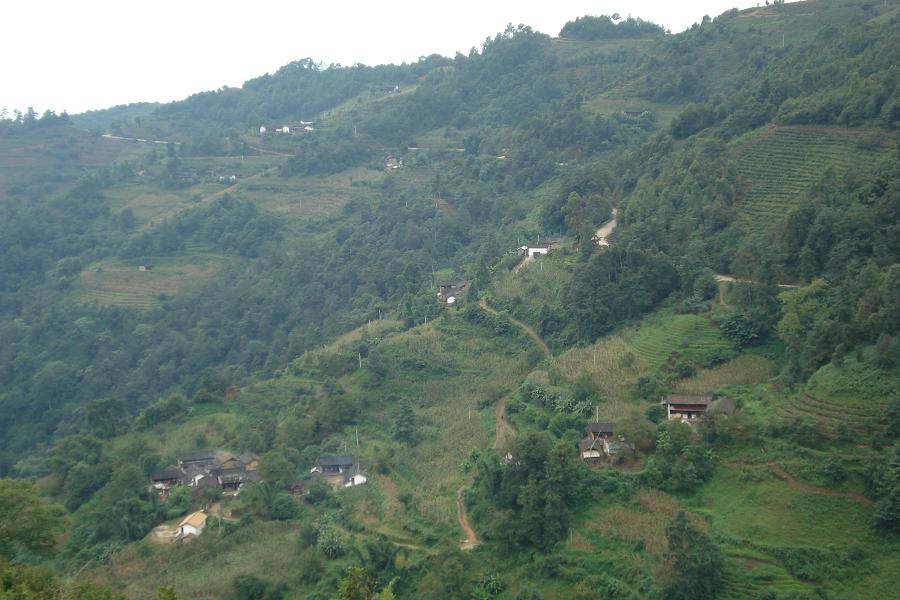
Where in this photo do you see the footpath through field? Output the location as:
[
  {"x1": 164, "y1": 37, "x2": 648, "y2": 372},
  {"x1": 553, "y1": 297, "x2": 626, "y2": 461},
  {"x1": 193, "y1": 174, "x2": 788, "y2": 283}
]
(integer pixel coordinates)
[
  {"x1": 479, "y1": 298, "x2": 551, "y2": 359},
  {"x1": 714, "y1": 274, "x2": 799, "y2": 289},
  {"x1": 457, "y1": 368, "x2": 519, "y2": 549},
  {"x1": 595, "y1": 208, "x2": 617, "y2": 246}
]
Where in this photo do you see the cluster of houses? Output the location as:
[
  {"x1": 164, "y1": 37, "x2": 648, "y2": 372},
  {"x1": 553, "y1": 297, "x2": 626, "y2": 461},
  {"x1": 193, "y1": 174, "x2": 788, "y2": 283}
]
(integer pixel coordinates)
[
  {"x1": 579, "y1": 394, "x2": 735, "y2": 466},
  {"x1": 149, "y1": 450, "x2": 261, "y2": 497},
  {"x1": 259, "y1": 121, "x2": 315, "y2": 134},
  {"x1": 384, "y1": 156, "x2": 403, "y2": 170}
]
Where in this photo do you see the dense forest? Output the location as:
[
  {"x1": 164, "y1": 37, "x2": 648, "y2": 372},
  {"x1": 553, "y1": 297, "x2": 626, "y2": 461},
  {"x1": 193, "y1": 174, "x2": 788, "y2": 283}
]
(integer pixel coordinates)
[{"x1": 0, "y1": 1, "x2": 898, "y2": 599}]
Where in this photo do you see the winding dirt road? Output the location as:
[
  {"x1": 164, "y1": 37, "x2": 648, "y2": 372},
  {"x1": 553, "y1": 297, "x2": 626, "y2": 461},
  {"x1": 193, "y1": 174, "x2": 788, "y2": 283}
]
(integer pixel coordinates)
[
  {"x1": 456, "y1": 372, "x2": 519, "y2": 549},
  {"x1": 479, "y1": 298, "x2": 551, "y2": 359},
  {"x1": 595, "y1": 208, "x2": 617, "y2": 246},
  {"x1": 715, "y1": 274, "x2": 800, "y2": 289}
]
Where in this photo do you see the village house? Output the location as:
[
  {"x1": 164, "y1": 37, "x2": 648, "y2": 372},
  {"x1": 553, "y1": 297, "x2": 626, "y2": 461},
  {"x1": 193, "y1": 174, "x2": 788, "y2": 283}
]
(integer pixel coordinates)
[
  {"x1": 622, "y1": 109, "x2": 648, "y2": 118},
  {"x1": 520, "y1": 242, "x2": 553, "y2": 258},
  {"x1": 238, "y1": 452, "x2": 260, "y2": 470},
  {"x1": 437, "y1": 279, "x2": 466, "y2": 304},
  {"x1": 579, "y1": 422, "x2": 632, "y2": 465},
  {"x1": 176, "y1": 450, "x2": 218, "y2": 471},
  {"x1": 581, "y1": 422, "x2": 614, "y2": 460},
  {"x1": 176, "y1": 511, "x2": 207, "y2": 541},
  {"x1": 310, "y1": 455, "x2": 367, "y2": 490},
  {"x1": 313, "y1": 455, "x2": 355, "y2": 475},
  {"x1": 384, "y1": 156, "x2": 403, "y2": 170},
  {"x1": 661, "y1": 395, "x2": 735, "y2": 422}
]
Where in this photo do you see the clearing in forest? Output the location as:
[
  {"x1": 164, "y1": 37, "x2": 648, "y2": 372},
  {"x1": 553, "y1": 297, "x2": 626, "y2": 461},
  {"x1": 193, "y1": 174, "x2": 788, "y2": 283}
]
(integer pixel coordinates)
[{"x1": 77, "y1": 253, "x2": 228, "y2": 309}]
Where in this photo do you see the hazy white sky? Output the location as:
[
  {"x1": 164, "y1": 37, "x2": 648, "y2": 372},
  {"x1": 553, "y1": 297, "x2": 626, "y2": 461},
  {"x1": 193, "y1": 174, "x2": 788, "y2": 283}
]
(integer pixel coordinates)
[{"x1": 1, "y1": 0, "x2": 768, "y2": 115}]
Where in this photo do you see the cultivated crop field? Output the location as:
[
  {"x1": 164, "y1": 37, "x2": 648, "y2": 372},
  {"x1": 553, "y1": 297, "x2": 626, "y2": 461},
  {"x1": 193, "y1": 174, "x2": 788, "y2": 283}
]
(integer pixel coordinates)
[
  {"x1": 731, "y1": 125, "x2": 896, "y2": 231},
  {"x1": 239, "y1": 168, "x2": 382, "y2": 217},
  {"x1": 673, "y1": 354, "x2": 775, "y2": 395},
  {"x1": 77, "y1": 253, "x2": 228, "y2": 309},
  {"x1": 628, "y1": 312, "x2": 734, "y2": 368}
]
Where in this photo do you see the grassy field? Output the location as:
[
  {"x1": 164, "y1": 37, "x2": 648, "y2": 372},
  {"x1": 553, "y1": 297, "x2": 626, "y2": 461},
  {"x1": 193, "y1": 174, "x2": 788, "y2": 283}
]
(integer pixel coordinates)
[
  {"x1": 730, "y1": 125, "x2": 897, "y2": 232},
  {"x1": 77, "y1": 253, "x2": 229, "y2": 309}
]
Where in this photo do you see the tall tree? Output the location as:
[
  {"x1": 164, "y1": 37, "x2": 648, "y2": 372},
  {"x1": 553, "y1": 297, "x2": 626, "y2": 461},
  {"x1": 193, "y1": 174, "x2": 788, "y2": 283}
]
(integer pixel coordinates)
[
  {"x1": 0, "y1": 478, "x2": 66, "y2": 560},
  {"x1": 664, "y1": 512, "x2": 722, "y2": 600}
]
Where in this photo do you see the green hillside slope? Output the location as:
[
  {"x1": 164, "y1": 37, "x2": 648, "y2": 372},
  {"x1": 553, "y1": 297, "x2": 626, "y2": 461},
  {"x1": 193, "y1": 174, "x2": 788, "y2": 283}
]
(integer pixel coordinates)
[{"x1": 0, "y1": 1, "x2": 897, "y2": 598}]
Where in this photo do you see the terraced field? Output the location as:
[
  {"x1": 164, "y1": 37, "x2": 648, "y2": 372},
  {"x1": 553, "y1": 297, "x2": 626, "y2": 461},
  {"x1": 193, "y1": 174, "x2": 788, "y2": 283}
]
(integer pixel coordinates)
[
  {"x1": 77, "y1": 253, "x2": 228, "y2": 309},
  {"x1": 719, "y1": 556, "x2": 811, "y2": 599},
  {"x1": 775, "y1": 392, "x2": 879, "y2": 433},
  {"x1": 239, "y1": 168, "x2": 382, "y2": 217},
  {"x1": 731, "y1": 126, "x2": 896, "y2": 231},
  {"x1": 628, "y1": 313, "x2": 734, "y2": 368}
]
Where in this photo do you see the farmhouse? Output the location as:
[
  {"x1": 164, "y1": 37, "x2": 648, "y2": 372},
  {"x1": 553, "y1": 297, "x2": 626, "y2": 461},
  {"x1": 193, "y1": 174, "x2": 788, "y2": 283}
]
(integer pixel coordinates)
[
  {"x1": 150, "y1": 467, "x2": 183, "y2": 489},
  {"x1": 313, "y1": 455, "x2": 355, "y2": 475},
  {"x1": 176, "y1": 450, "x2": 218, "y2": 471},
  {"x1": 309, "y1": 455, "x2": 367, "y2": 490},
  {"x1": 622, "y1": 109, "x2": 648, "y2": 118},
  {"x1": 437, "y1": 279, "x2": 466, "y2": 304},
  {"x1": 238, "y1": 452, "x2": 260, "y2": 470},
  {"x1": 384, "y1": 156, "x2": 403, "y2": 170},
  {"x1": 661, "y1": 394, "x2": 713, "y2": 422},
  {"x1": 579, "y1": 421, "x2": 626, "y2": 465},
  {"x1": 176, "y1": 511, "x2": 207, "y2": 540},
  {"x1": 520, "y1": 242, "x2": 552, "y2": 258}
]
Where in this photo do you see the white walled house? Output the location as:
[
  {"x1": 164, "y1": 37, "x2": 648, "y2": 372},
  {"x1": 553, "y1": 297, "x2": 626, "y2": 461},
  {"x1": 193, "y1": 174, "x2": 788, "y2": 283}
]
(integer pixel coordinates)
[
  {"x1": 521, "y1": 243, "x2": 551, "y2": 258},
  {"x1": 177, "y1": 511, "x2": 207, "y2": 540}
]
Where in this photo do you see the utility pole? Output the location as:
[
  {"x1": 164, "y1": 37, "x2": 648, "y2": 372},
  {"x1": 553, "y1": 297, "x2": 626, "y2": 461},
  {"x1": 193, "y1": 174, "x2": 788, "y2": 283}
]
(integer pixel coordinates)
[
  {"x1": 356, "y1": 428, "x2": 359, "y2": 447},
  {"x1": 358, "y1": 352, "x2": 362, "y2": 369}
]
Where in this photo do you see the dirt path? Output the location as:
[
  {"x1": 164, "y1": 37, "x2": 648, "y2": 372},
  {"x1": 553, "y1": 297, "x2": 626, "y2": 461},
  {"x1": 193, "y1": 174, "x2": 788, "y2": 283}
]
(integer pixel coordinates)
[
  {"x1": 457, "y1": 369, "x2": 519, "y2": 549},
  {"x1": 244, "y1": 143, "x2": 293, "y2": 157},
  {"x1": 595, "y1": 208, "x2": 618, "y2": 246},
  {"x1": 457, "y1": 482, "x2": 479, "y2": 550},
  {"x1": 101, "y1": 133, "x2": 179, "y2": 145},
  {"x1": 768, "y1": 462, "x2": 873, "y2": 505},
  {"x1": 479, "y1": 298, "x2": 551, "y2": 359},
  {"x1": 493, "y1": 396, "x2": 513, "y2": 449},
  {"x1": 715, "y1": 274, "x2": 799, "y2": 289},
  {"x1": 512, "y1": 254, "x2": 534, "y2": 274}
]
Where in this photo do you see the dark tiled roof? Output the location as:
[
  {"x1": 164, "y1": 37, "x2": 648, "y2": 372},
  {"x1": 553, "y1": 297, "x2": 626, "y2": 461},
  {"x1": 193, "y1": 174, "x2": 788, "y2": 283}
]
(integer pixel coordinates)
[
  {"x1": 318, "y1": 455, "x2": 355, "y2": 467},
  {"x1": 176, "y1": 450, "x2": 217, "y2": 463},
  {"x1": 587, "y1": 422, "x2": 617, "y2": 435},
  {"x1": 664, "y1": 395, "x2": 713, "y2": 406},
  {"x1": 150, "y1": 468, "x2": 182, "y2": 481},
  {"x1": 238, "y1": 452, "x2": 260, "y2": 464}
]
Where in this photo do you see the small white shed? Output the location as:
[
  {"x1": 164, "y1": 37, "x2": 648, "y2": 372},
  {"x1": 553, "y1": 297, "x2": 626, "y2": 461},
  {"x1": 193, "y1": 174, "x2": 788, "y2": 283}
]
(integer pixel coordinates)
[{"x1": 177, "y1": 511, "x2": 207, "y2": 539}]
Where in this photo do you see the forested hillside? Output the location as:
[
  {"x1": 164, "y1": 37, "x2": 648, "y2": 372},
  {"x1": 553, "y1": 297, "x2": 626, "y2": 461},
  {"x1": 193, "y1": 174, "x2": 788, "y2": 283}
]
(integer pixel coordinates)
[{"x1": 0, "y1": 1, "x2": 897, "y2": 599}]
